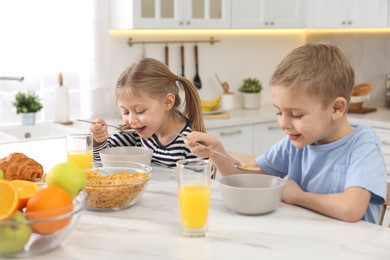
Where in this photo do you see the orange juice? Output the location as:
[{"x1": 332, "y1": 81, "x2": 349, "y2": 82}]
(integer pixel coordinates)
[
  {"x1": 67, "y1": 150, "x2": 93, "y2": 170},
  {"x1": 178, "y1": 184, "x2": 210, "y2": 229}
]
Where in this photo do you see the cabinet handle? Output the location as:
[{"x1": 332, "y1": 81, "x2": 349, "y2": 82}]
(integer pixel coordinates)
[
  {"x1": 264, "y1": 22, "x2": 269, "y2": 25},
  {"x1": 270, "y1": 21, "x2": 274, "y2": 26},
  {"x1": 341, "y1": 21, "x2": 346, "y2": 25},
  {"x1": 382, "y1": 140, "x2": 390, "y2": 146},
  {"x1": 219, "y1": 130, "x2": 242, "y2": 136},
  {"x1": 267, "y1": 125, "x2": 280, "y2": 130},
  {"x1": 179, "y1": 21, "x2": 184, "y2": 25},
  {"x1": 186, "y1": 21, "x2": 190, "y2": 25}
]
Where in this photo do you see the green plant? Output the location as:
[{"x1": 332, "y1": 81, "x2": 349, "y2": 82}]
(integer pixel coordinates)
[
  {"x1": 12, "y1": 91, "x2": 43, "y2": 114},
  {"x1": 238, "y1": 78, "x2": 262, "y2": 93}
]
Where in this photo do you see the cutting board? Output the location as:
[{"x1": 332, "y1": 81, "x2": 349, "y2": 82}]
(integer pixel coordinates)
[
  {"x1": 348, "y1": 107, "x2": 377, "y2": 114},
  {"x1": 203, "y1": 112, "x2": 230, "y2": 119}
]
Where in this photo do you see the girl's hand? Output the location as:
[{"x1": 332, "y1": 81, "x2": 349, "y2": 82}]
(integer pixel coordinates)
[{"x1": 89, "y1": 118, "x2": 109, "y2": 144}]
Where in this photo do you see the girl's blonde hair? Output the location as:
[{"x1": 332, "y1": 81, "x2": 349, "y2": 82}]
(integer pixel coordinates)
[
  {"x1": 116, "y1": 57, "x2": 206, "y2": 132},
  {"x1": 270, "y1": 42, "x2": 355, "y2": 106}
]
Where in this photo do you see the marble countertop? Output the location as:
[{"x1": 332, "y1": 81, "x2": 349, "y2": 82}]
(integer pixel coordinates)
[{"x1": 26, "y1": 166, "x2": 390, "y2": 260}]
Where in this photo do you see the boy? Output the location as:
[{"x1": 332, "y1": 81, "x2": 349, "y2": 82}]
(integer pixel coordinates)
[{"x1": 185, "y1": 43, "x2": 387, "y2": 224}]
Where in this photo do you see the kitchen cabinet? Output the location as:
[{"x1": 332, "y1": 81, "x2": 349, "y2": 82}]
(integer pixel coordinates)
[
  {"x1": 207, "y1": 125, "x2": 253, "y2": 155},
  {"x1": 308, "y1": 0, "x2": 388, "y2": 28},
  {"x1": 231, "y1": 0, "x2": 306, "y2": 29},
  {"x1": 372, "y1": 126, "x2": 390, "y2": 175},
  {"x1": 253, "y1": 121, "x2": 285, "y2": 155},
  {"x1": 110, "y1": 0, "x2": 231, "y2": 29}
]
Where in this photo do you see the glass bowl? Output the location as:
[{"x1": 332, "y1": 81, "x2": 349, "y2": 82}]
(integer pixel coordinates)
[
  {"x1": 0, "y1": 186, "x2": 86, "y2": 258},
  {"x1": 83, "y1": 161, "x2": 152, "y2": 212}
]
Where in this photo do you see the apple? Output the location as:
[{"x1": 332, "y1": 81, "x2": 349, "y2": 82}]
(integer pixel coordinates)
[
  {"x1": 46, "y1": 162, "x2": 86, "y2": 198},
  {"x1": 0, "y1": 211, "x2": 32, "y2": 255}
]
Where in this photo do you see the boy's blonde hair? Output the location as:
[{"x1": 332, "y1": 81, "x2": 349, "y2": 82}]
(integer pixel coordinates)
[
  {"x1": 116, "y1": 58, "x2": 206, "y2": 132},
  {"x1": 270, "y1": 42, "x2": 355, "y2": 106}
]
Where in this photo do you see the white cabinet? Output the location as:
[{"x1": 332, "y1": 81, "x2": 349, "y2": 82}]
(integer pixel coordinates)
[
  {"x1": 207, "y1": 125, "x2": 253, "y2": 155},
  {"x1": 253, "y1": 121, "x2": 285, "y2": 155},
  {"x1": 372, "y1": 127, "x2": 390, "y2": 176},
  {"x1": 308, "y1": 0, "x2": 388, "y2": 28},
  {"x1": 111, "y1": 0, "x2": 231, "y2": 29},
  {"x1": 231, "y1": 0, "x2": 306, "y2": 29}
]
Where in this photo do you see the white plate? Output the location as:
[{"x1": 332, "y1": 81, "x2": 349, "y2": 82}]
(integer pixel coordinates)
[
  {"x1": 350, "y1": 95, "x2": 369, "y2": 103},
  {"x1": 202, "y1": 109, "x2": 225, "y2": 115}
]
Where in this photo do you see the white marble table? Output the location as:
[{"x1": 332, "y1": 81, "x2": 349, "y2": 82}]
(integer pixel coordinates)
[{"x1": 23, "y1": 166, "x2": 390, "y2": 260}]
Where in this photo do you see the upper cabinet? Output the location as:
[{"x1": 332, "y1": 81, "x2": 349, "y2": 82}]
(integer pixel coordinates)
[
  {"x1": 308, "y1": 0, "x2": 389, "y2": 28},
  {"x1": 231, "y1": 0, "x2": 306, "y2": 29},
  {"x1": 111, "y1": 0, "x2": 231, "y2": 29}
]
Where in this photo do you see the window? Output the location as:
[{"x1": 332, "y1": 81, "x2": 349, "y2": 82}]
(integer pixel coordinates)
[{"x1": 0, "y1": 0, "x2": 110, "y2": 125}]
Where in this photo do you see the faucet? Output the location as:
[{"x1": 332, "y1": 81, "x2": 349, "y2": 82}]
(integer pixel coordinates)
[{"x1": 0, "y1": 76, "x2": 24, "y2": 81}]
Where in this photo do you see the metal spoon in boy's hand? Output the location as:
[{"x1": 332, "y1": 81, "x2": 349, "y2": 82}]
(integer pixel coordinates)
[{"x1": 175, "y1": 132, "x2": 260, "y2": 172}]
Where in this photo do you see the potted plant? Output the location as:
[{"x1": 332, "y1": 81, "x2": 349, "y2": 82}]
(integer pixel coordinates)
[
  {"x1": 12, "y1": 91, "x2": 43, "y2": 125},
  {"x1": 238, "y1": 77, "x2": 262, "y2": 109}
]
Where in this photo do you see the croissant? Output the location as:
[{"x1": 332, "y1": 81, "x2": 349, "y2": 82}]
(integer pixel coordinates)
[
  {"x1": 351, "y1": 83, "x2": 374, "y2": 96},
  {"x1": 0, "y1": 152, "x2": 44, "y2": 181}
]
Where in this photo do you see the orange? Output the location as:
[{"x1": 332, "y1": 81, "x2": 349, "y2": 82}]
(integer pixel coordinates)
[
  {"x1": 10, "y1": 180, "x2": 39, "y2": 210},
  {"x1": 0, "y1": 180, "x2": 19, "y2": 221},
  {"x1": 26, "y1": 186, "x2": 74, "y2": 235}
]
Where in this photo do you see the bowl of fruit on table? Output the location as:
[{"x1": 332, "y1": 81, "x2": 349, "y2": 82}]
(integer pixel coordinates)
[{"x1": 0, "y1": 161, "x2": 87, "y2": 258}]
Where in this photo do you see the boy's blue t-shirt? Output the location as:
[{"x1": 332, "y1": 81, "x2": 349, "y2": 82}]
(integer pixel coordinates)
[{"x1": 256, "y1": 124, "x2": 387, "y2": 224}]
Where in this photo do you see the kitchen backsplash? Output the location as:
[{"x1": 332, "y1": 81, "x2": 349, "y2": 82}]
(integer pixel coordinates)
[
  {"x1": 307, "y1": 31, "x2": 390, "y2": 109},
  {"x1": 104, "y1": 31, "x2": 390, "y2": 118}
]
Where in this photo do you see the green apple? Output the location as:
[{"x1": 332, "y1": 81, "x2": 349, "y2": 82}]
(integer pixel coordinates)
[
  {"x1": 46, "y1": 162, "x2": 86, "y2": 198},
  {"x1": 0, "y1": 211, "x2": 32, "y2": 255},
  {"x1": 0, "y1": 169, "x2": 3, "y2": 180}
]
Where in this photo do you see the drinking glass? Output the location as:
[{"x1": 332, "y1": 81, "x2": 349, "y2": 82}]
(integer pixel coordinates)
[
  {"x1": 177, "y1": 158, "x2": 211, "y2": 237},
  {"x1": 66, "y1": 133, "x2": 93, "y2": 170}
]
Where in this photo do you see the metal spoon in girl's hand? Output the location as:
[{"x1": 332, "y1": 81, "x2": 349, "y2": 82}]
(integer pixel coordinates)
[
  {"x1": 77, "y1": 119, "x2": 136, "y2": 133},
  {"x1": 175, "y1": 132, "x2": 260, "y2": 172}
]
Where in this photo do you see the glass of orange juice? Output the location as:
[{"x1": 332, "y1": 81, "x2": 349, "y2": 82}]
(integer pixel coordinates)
[
  {"x1": 66, "y1": 133, "x2": 93, "y2": 170},
  {"x1": 177, "y1": 158, "x2": 211, "y2": 237}
]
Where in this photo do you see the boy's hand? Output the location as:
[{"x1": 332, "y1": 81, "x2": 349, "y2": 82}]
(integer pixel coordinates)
[
  {"x1": 89, "y1": 118, "x2": 109, "y2": 144},
  {"x1": 281, "y1": 179, "x2": 303, "y2": 205},
  {"x1": 185, "y1": 131, "x2": 223, "y2": 158}
]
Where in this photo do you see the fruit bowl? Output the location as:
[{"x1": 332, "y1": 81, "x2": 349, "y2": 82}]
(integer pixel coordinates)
[
  {"x1": 0, "y1": 185, "x2": 86, "y2": 258},
  {"x1": 83, "y1": 162, "x2": 152, "y2": 211}
]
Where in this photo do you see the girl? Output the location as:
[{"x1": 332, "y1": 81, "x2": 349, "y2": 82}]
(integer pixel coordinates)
[{"x1": 90, "y1": 57, "x2": 206, "y2": 168}]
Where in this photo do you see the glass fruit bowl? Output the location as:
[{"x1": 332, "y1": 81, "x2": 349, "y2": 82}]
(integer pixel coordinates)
[
  {"x1": 0, "y1": 185, "x2": 86, "y2": 258},
  {"x1": 83, "y1": 161, "x2": 152, "y2": 212}
]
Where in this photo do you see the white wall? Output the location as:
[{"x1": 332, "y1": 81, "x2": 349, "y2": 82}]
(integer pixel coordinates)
[{"x1": 104, "y1": 31, "x2": 306, "y2": 117}]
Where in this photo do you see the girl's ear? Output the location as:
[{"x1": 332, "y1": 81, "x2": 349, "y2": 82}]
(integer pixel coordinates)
[
  {"x1": 164, "y1": 93, "x2": 176, "y2": 111},
  {"x1": 332, "y1": 97, "x2": 348, "y2": 119}
]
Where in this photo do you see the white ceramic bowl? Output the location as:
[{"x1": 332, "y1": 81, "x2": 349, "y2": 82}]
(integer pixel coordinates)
[
  {"x1": 99, "y1": 147, "x2": 153, "y2": 166},
  {"x1": 219, "y1": 174, "x2": 285, "y2": 215}
]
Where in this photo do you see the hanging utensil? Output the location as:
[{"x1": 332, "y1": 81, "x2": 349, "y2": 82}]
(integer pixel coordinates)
[
  {"x1": 180, "y1": 44, "x2": 185, "y2": 77},
  {"x1": 193, "y1": 44, "x2": 202, "y2": 89},
  {"x1": 164, "y1": 44, "x2": 169, "y2": 67}
]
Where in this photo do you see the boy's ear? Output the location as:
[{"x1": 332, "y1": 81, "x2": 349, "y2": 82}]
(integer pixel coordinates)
[
  {"x1": 332, "y1": 97, "x2": 348, "y2": 119},
  {"x1": 164, "y1": 93, "x2": 176, "y2": 111}
]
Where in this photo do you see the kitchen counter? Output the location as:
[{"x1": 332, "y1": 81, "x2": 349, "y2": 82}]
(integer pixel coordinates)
[{"x1": 25, "y1": 165, "x2": 390, "y2": 260}]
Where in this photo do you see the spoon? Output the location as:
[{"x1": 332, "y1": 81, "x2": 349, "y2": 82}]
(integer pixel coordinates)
[
  {"x1": 175, "y1": 132, "x2": 259, "y2": 171},
  {"x1": 77, "y1": 119, "x2": 136, "y2": 133}
]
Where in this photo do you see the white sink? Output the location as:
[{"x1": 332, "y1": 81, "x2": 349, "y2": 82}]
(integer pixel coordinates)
[
  {"x1": 0, "y1": 123, "x2": 77, "y2": 142},
  {"x1": 0, "y1": 131, "x2": 18, "y2": 142}
]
